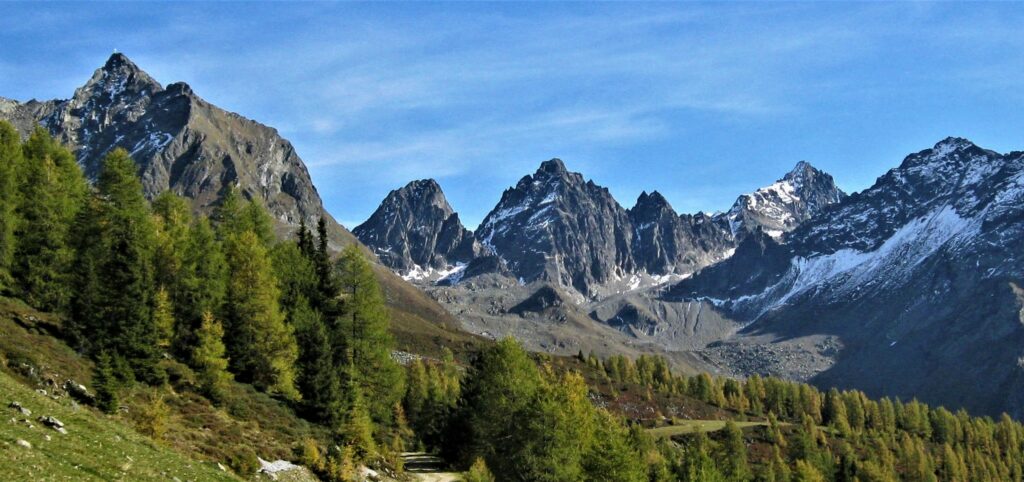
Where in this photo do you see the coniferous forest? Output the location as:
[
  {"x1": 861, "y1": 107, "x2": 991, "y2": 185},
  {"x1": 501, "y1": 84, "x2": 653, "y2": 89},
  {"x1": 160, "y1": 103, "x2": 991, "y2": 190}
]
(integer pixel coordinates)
[{"x1": 5, "y1": 120, "x2": 1024, "y2": 482}]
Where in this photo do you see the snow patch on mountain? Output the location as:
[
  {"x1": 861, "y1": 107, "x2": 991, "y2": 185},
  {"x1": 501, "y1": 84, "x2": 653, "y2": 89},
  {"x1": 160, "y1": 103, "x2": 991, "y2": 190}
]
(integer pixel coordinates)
[{"x1": 732, "y1": 204, "x2": 981, "y2": 318}]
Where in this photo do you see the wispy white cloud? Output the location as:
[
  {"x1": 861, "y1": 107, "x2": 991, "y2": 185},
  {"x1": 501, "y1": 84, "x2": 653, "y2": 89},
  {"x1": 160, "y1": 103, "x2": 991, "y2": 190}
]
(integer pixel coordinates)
[{"x1": 3, "y1": 2, "x2": 1024, "y2": 229}]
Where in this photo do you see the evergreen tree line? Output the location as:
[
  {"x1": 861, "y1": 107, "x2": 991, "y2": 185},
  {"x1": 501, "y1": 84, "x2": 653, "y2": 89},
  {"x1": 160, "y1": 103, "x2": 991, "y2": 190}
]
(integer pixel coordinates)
[
  {"x1": 583, "y1": 351, "x2": 1024, "y2": 481},
  {"x1": 0, "y1": 122, "x2": 405, "y2": 475}
]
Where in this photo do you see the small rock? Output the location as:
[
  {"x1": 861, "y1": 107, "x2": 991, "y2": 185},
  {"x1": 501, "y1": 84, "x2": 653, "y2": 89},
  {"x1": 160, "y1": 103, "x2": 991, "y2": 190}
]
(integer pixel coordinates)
[
  {"x1": 37, "y1": 415, "x2": 65, "y2": 433},
  {"x1": 44, "y1": 434, "x2": 51, "y2": 441},
  {"x1": 217, "y1": 463, "x2": 228, "y2": 472},
  {"x1": 8, "y1": 401, "x2": 31, "y2": 416},
  {"x1": 64, "y1": 380, "x2": 95, "y2": 403},
  {"x1": 16, "y1": 439, "x2": 31, "y2": 449}
]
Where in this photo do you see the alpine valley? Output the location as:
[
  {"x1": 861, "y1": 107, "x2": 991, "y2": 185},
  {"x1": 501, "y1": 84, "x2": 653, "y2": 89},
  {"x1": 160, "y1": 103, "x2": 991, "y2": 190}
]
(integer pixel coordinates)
[{"x1": 5, "y1": 51, "x2": 1024, "y2": 482}]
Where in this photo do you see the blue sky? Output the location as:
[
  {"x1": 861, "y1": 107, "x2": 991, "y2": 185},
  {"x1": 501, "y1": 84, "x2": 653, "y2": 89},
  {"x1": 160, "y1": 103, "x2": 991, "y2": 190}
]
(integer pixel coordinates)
[{"x1": 2, "y1": 2, "x2": 1023, "y2": 229}]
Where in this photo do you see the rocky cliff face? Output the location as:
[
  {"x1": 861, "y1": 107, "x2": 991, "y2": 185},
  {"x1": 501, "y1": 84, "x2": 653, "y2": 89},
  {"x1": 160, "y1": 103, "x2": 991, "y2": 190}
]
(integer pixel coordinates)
[
  {"x1": 475, "y1": 159, "x2": 639, "y2": 297},
  {"x1": 0, "y1": 53, "x2": 349, "y2": 243},
  {"x1": 628, "y1": 191, "x2": 734, "y2": 279},
  {"x1": 353, "y1": 179, "x2": 480, "y2": 280},
  {"x1": 672, "y1": 138, "x2": 1024, "y2": 416}
]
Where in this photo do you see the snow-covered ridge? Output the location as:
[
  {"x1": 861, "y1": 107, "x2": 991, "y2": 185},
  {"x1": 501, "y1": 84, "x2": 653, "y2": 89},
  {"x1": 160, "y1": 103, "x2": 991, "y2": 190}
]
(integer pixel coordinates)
[{"x1": 730, "y1": 204, "x2": 981, "y2": 319}]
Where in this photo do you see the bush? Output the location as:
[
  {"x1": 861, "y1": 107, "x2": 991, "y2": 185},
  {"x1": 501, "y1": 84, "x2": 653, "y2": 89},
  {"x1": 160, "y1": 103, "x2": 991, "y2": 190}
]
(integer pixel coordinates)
[
  {"x1": 464, "y1": 457, "x2": 495, "y2": 482},
  {"x1": 134, "y1": 394, "x2": 170, "y2": 441},
  {"x1": 226, "y1": 446, "x2": 260, "y2": 476},
  {"x1": 298, "y1": 437, "x2": 324, "y2": 473}
]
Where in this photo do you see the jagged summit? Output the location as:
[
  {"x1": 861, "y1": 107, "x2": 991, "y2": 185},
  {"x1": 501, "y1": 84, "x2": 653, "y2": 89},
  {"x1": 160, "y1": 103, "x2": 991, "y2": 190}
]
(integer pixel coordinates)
[
  {"x1": 103, "y1": 52, "x2": 138, "y2": 71},
  {"x1": 721, "y1": 159, "x2": 846, "y2": 239},
  {"x1": 353, "y1": 178, "x2": 479, "y2": 280},
  {"x1": 537, "y1": 158, "x2": 567, "y2": 175},
  {"x1": 671, "y1": 137, "x2": 1024, "y2": 416},
  {"x1": 632, "y1": 190, "x2": 672, "y2": 212},
  {"x1": 0, "y1": 53, "x2": 350, "y2": 244}
]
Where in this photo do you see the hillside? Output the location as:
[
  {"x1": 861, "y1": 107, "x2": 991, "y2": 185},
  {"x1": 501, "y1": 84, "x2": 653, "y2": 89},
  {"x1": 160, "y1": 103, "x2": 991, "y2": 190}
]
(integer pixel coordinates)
[{"x1": 0, "y1": 296, "x2": 322, "y2": 480}]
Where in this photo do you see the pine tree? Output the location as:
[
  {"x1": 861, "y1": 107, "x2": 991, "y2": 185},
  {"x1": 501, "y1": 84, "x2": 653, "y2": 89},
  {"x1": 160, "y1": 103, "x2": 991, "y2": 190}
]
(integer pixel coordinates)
[
  {"x1": 583, "y1": 409, "x2": 646, "y2": 482},
  {"x1": 93, "y1": 351, "x2": 120, "y2": 414},
  {"x1": 213, "y1": 184, "x2": 245, "y2": 239},
  {"x1": 826, "y1": 388, "x2": 852, "y2": 436},
  {"x1": 720, "y1": 420, "x2": 751, "y2": 481},
  {"x1": 193, "y1": 312, "x2": 233, "y2": 404},
  {"x1": 173, "y1": 217, "x2": 227, "y2": 358},
  {"x1": 69, "y1": 149, "x2": 161, "y2": 382},
  {"x1": 793, "y1": 460, "x2": 826, "y2": 482},
  {"x1": 152, "y1": 287, "x2": 175, "y2": 350},
  {"x1": 243, "y1": 198, "x2": 276, "y2": 248},
  {"x1": 151, "y1": 191, "x2": 192, "y2": 291},
  {"x1": 464, "y1": 458, "x2": 496, "y2": 482},
  {"x1": 293, "y1": 298, "x2": 340, "y2": 423},
  {"x1": 341, "y1": 378, "x2": 377, "y2": 459},
  {"x1": 297, "y1": 218, "x2": 315, "y2": 260},
  {"x1": 0, "y1": 121, "x2": 21, "y2": 292},
  {"x1": 452, "y1": 338, "x2": 544, "y2": 472},
  {"x1": 223, "y1": 230, "x2": 298, "y2": 398},
  {"x1": 271, "y1": 241, "x2": 318, "y2": 317},
  {"x1": 512, "y1": 371, "x2": 593, "y2": 481},
  {"x1": 681, "y1": 432, "x2": 728, "y2": 482},
  {"x1": 336, "y1": 244, "x2": 403, "y2": 422},
  {"x1": 14, "y1": 128, "x2": 87, "y2": 311}
]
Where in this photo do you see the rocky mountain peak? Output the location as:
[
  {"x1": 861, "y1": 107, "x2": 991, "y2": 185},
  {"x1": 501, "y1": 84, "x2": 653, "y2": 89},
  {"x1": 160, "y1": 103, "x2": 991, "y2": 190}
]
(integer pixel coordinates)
[
  {"x1": 537, "y1": 158, "x2": 568, "y2": 176},
  {"x1": 79, "y1": 53, "x2": 162, "y2": 103},
  {"x1": 1, "y1": 53, "x2": 352, "y2": 248},
  {"x1": 354, "y1": 179, "x2": 479, "y2": 279},
  {"x1": 722, "y1": 160, "x2": 845, "y2": 239},
  {"x1": 632, "y1": 190, "x2": 672, "y2": 213}
]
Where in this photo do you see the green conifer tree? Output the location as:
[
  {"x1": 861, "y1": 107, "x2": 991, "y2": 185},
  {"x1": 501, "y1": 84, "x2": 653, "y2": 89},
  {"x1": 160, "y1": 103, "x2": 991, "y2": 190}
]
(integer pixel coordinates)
[
  {"x1": 293, "y1": 298, "x2": 341, "y2": 423},
  {"x1": 720, "y1": 420, "x2": 751, "y2": 481},
  {"x1": 583, "y1": 409, "x2": 646, "y2": 482},
  {"x1": 193, "y1": 311, "x2": 233, "y2": 404},
  {"x1": 173, "y1": 217, "x2": 227, "y2": 357},
  {"x1": 93, "y1": 351, "x2": 120, "y2": 414},
  {"x1": 14, "y1": 128, "x2": 87, "y2": 311},
  {"x1": 0, "y1": 121, "x2": 21, "y2": 291},
  {"x1": 464, "y1": 457, "x2": 496, "y2": 482},
  {"x1": 152, "y1": 287, "x2": 175, "y2": 350},
  {"x1": 336, "y1": 244, "x2": 403, "y2": 422},
  {"x1": 223, "y1": 230, "x2": 298, "y2": 398},
  {"x1": 69, "y1": 149, "x2": 161, "y2": 382}
]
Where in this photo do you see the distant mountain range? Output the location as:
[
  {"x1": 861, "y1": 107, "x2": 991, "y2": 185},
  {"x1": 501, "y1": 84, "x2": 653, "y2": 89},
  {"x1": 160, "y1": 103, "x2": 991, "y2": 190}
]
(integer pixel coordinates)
[
  {"x1": 356, "y1": 137, "x2": 1024, "y2": 418},
  {"x1": 355, "y1": 157, "x2": 844, "y2": 297}
]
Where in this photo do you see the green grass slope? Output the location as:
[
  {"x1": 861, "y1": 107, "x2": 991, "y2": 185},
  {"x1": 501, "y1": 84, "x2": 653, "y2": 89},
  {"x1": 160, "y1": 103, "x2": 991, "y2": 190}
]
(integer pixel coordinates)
[
  {"x1": 0, "y1": 297, "x2": 327, "y2": 481},
  {"x1": 0, "y1": 370, "x2": 237, "y2": 481}
]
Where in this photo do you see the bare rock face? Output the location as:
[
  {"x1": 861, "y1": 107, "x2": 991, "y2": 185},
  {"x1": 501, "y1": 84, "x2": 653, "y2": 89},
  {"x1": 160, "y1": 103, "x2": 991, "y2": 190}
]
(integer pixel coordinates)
[
  {"x1": 353, "y1": 179, "x2": 481, "y2": 279},
  {"x1": 628, "y1": 190, "x2": 733, "y2": 278},
  {"x1": 476, "y1": 159, "x2": 640, "y2": 297},
  {"x1": 0, "y1": 53, "x2": 351, "y2": 243}
]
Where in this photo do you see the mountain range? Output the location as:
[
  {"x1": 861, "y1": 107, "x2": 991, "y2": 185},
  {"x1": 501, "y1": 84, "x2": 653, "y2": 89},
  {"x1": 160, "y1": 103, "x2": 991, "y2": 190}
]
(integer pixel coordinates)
[
  {"x1": 356, "y1": 137, "x2": 1024, "y2": 417},
  {"x1": 355, "y1": 157, "x2": 845, "y2": 297}
]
